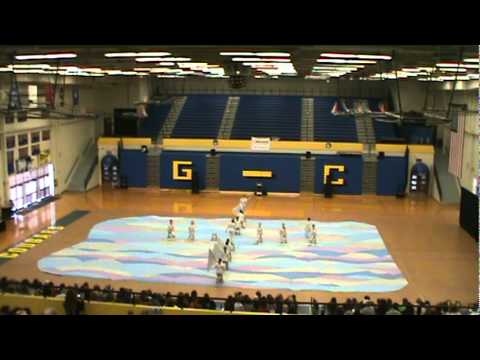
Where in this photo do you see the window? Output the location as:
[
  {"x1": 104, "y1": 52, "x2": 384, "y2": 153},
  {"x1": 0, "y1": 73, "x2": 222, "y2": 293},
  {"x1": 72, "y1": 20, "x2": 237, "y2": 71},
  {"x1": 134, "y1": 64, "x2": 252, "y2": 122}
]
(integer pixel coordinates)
[
  {"x1": 18, "y1": 134, "x2": 28, "y2": 146},
  {"x1": 31, "y1": 144, "x2": 40, "y2": 155},
  {"x1": 6, "y1": 136, "x2": 15, "y2": 149},
  {"x1": 19, "y1": 147, "x2": 29, "y2": 159},
  {"x1": 7, "y1": 151, "x2": 15, "y2": 175},
  {"x1": 31, "y1": 132, "x2": 40, "y2": 143},
  {"x1": 17, "y1": 111, "x2": 27, "y2": 122},
  {"x1": 5, "y1": 113, "x2": 14, "y2": 124},
  {"x1": 41, "y1": 130, "x2": 50, "y2": 141}
]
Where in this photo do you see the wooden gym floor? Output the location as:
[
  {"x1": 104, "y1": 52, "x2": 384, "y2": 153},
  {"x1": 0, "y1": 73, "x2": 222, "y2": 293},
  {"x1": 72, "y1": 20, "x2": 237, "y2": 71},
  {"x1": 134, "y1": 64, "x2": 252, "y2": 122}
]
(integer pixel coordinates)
[{"x1": 0, "y1": 186, "x2": 477, "y2": 304}]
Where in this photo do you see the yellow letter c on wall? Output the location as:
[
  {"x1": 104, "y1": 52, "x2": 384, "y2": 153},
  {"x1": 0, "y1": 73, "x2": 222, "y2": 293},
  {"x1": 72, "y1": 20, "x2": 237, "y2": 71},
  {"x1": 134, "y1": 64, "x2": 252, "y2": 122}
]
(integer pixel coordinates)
[{"x1": 173, "y1": 161, "x2": 193, "y2": 180}]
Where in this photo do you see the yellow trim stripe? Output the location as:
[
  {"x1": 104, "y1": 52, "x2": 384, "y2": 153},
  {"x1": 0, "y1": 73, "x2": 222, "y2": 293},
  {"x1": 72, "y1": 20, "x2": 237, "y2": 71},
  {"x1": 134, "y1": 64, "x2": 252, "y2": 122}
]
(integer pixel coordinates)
[{"x1": 242, "y1": 170, "x2": 273, "y2": 178}]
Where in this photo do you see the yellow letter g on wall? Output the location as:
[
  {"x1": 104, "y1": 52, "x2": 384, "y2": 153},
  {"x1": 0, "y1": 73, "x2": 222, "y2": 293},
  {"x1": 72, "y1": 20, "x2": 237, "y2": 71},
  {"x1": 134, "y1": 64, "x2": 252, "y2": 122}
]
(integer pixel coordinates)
[{"x1": 173, "y1": 161, "x2": 193, "y2": 180}]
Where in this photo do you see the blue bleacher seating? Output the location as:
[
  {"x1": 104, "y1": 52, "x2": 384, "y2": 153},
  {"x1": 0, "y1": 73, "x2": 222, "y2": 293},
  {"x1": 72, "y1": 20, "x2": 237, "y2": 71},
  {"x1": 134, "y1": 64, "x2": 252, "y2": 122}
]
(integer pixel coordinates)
[
  {"x1": 171, "y1": 95, "x2": 228, "y2": 138},
  {"x1": 373, "y1": 119, "x2": 399, "y2": 143},
  {"x1": 231, "y1": 95, "x2": 302, "y2": 141},
  {"x1": 313, "y1": 97, "x2": 358, "y2": 142},
  {"x1": 138, "y1": 102, "x2": 172, "y2": 140}
]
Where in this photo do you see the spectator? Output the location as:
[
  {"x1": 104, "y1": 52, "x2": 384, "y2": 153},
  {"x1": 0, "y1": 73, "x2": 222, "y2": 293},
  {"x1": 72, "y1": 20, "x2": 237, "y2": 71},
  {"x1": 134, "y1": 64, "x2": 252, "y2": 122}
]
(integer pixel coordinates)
[
  {"x1": 386, "y1": 303, "x2": 402, "y2": 315},
  {"x1": 326, "y1": 297, "x2": 338, "y2": 315}
]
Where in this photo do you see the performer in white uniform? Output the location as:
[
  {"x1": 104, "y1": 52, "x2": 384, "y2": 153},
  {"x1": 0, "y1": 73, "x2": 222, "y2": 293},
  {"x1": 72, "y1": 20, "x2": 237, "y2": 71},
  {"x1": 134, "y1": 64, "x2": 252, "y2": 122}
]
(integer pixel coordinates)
[
  {"x1": 214, "y1": 259, "x2": 226, "y2": 284},
  {"x1": 238, "y1": 210, "x2": 246, "y2": 229},
  {"x1": 211, "y1": 233, "x2": 219, "y2": 242},
  {"x1": 305, "y1": 217, "x2": 313, "y2": 240},
  {"x1": 279, "y1": 223, "x2": 287, "y2": 244},
  {"x1": 309, "y1": 224, "x2": 318, "y2": 246},
  {"x1": 256, "y1": 222, "x2": 263, "y2": 245},
  {"x1": 234, "y1": 216, "x2": 241, "y2": 235},
  {"x1": 226, "y1": 237, "x2": 235, "y2": 253},
  {"x1": 167, "y1": 219, "x2": 176, "y2": 240},
  {"x1": 239, "y1": 196, "x2": 249, "y2": 212},
  {"x1": 187, "y1": 220, "x2": 196, "y2": 241},
  {"x1": 226, "y1": 219, "x2": 236, "y2": 239}
]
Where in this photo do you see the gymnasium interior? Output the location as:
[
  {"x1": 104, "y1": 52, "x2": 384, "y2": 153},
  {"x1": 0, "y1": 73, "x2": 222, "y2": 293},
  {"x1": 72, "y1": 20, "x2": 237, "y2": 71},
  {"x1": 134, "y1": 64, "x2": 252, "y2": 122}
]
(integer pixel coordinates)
[{"x1": 0, "y1": 45, "x2": 478, "y2": 316}]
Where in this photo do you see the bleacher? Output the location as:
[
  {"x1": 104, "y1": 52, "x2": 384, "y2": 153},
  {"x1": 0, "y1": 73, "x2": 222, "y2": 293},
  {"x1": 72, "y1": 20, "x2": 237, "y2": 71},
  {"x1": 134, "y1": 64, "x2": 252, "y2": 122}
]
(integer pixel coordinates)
[
  {"x1": 231, "y1": 95, "x2": 302, "y2": 141},
  {"x1": 171, "y1": 95, "x2": 228, "y2": 138},
  {"x1": 373, "y1": 119, "x2": 400, "y2": 143},
  {"x1": 313, "y1": 97, "x2": 358, "y2": 142},
  {"x1": 138, "y1": 102, "x2": 172, "y2": 140}
]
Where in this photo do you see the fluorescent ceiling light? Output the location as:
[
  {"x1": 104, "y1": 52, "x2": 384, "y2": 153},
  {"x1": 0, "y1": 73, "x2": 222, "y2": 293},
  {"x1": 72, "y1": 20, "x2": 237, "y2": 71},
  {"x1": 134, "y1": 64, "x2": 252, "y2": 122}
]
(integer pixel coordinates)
[
  {"x1": 220, "y1": 52, "x2": 256, "y2": 56},
  {"x1": 255, "y1": 52, "x2": 290, "y2": 57},
  {"x1": 105, "y1": 52, "x2": 171, "y2": 57},
  {"x1": 232, "y1": 57, "x2": 290, "y2": 62},
  {"x1": 316, "y1": 59, "x2": 376, "y2": 64},
  {"x1": 464, "y1": 58, "x2": 479, "y2": 63},
  {"x1": 321, "y1": 53, "x2": 391, "y2": 60},
  {"x1": 467, "y1": 73, "x2": 479, "y2": 79},
  {"x1": 15, "y1": 53, "x2": 77, "y2": 60},
  {"x1": 438, "y1": 68, "x2": 467, "y2": 73},
  {"x1": 436, "y1": 63, "x2": 464, "y2": 67},
  {"x1": 9, "y1": 64, "x2": 52, "y2": 69},
  {"x1": 136, "y1": 57, "x2": 191, "y2": 62}
]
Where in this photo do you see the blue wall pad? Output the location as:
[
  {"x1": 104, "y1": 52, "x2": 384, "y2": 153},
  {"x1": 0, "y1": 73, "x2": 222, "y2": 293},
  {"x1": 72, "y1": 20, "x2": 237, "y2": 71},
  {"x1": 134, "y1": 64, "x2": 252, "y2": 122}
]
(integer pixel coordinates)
[
  {"x1": 377, "y1": 157, "x2": 408, "y2": 195},
  {"x1": 219, "y1": 153, "x2": 301, "y2": 193},
  {"x1": 120, "y1": 149, "x2": 147, "y2": 187},
  {"x1": 314, "y1": 155, "x2": 363, "y2": 194},
  {"x1": 160, "y1": 151, "x2": 207, "y2": 189}
]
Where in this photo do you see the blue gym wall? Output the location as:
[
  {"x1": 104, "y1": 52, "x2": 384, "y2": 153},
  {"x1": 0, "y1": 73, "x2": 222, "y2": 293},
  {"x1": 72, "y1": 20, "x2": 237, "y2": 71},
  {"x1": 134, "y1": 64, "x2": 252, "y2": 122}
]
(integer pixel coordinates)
[
  {"x1": 219, "y1": 153, "x2": 301, "y2": 193},
  {"x1": 119, "y1": 149, "x2": 147, "y2": 187},
  {"x1": 314, "y1": 155, "x2": 363, "y2": 194},
  {"x1": 376, "y1": 156, "x2": 408, "y2": 195},
  {"x1": 160, "y1": 151, "x2": 207, "y2": 189}
]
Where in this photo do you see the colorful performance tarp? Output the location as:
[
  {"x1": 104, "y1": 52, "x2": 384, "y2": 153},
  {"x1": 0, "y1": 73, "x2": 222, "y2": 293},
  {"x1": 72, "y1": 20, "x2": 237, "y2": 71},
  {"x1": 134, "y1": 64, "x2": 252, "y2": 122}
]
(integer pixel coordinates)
[{"x1": 38, "y1": 216, "x2": 407, "y2": 292}]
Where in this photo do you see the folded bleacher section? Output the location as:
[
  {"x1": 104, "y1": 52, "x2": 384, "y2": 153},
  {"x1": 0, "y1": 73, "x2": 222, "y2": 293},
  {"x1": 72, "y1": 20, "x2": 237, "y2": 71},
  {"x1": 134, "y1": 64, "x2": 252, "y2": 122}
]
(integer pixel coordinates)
[
  {"x1": 373, "y1": 119, "x2": 401, "y2": 143},
  {"x1": 231, "y1": 95, "x2": 302, "y2": 141},
  {"x1": 138, "y1": 102, "x2": 172, "y2": 140},
  {"x1": 171, "y1": 95, "x2": 228, "y2": 138},
  {"x1": 313, "y1": 97, "x2": 358, "y2": 142}
]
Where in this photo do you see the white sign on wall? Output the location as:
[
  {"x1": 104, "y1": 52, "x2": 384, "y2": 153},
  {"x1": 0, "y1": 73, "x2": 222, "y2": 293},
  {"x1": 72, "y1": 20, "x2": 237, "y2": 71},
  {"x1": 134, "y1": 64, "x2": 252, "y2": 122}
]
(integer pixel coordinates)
[{"x1": 251, "y1": 137, "x2": 271, "y2": 151}]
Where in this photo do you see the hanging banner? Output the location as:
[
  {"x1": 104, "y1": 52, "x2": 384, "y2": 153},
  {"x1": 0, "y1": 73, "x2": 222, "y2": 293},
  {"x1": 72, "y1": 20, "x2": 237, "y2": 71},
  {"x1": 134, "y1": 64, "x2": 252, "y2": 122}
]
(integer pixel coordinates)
[
  {"x1": 8, "y1": 79, "x2": 22, "y2": 110},
  {"x1": 251, "y1": 137, "x2": 271, "y2": 151},
  {"x1": 46, "y1": 83, "x2": 55, "y2": 109},
  {"x1": 72, "y1": 85, "x2": 80, "y2": 106}
]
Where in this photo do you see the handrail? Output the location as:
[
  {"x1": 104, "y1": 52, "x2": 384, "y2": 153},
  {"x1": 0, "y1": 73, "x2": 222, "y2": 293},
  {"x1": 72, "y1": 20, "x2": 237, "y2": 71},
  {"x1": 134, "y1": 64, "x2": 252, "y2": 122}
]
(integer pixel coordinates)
[
  {"x1": 65, "y1": 138, "x2": 93, "y2": 185},
  {"x1": 84, "y1": 156, "x2": 99, "y2": 190},
  {"x1": 433, "y1": 164, "x2": 443, "y2": 201},
  {"x1": 1, "y1": 279, "x2": 476, "y2": 314}
]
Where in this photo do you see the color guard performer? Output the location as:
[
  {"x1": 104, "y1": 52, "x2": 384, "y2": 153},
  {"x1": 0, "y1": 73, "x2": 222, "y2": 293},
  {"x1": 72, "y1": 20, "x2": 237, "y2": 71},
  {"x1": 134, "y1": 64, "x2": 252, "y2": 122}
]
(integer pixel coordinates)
[
  {"x1": 167, "y1": 219, "x2": 176, "y2": 240},
  {"x1": 280, "y1": 223, "x2": 287, "y2": 244},
  {"x1": 305, "y1": 217, "x2": 313, "y2": 240},
  {"x1": 214, "y1": 258, "x2": 226, "y2": 284},
  {"x1": 309, "y1": 224, "x2": 318, "y2": 246},
  {"x1": 256, "y1": 222, "x2": 263, "y2": 245},
  {"x1": 187, "y1": 220, "x2": 196, "y2": 241}
]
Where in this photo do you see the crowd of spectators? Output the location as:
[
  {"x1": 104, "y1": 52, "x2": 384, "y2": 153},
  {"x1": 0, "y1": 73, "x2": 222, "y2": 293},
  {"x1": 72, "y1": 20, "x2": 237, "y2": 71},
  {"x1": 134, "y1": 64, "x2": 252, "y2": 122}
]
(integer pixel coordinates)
[{"x1": 0, "y1": 277, "x2": 477, "y2": 315}]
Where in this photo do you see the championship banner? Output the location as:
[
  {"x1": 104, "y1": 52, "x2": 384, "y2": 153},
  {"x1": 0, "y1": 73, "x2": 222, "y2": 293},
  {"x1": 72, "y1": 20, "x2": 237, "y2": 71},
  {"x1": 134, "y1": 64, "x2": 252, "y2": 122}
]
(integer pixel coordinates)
[{"x1": 251, "y1": 137, "x2": 271, "y2": 151}]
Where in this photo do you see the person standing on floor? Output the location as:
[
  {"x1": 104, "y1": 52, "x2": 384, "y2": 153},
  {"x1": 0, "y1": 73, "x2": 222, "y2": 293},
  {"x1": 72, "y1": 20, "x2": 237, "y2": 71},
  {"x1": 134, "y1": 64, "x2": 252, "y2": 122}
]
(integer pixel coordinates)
[
  {"x1": 305, "y1": 217, "x2": 312, "y2": 241},
  {"x1": 226, "y1": 219, "x2": 236, "y2": 239},
  {"x1": 167, "y1": 219, "x2": 176, "y2": 240},
  {"x1": 234, "y1": 216, "x2": 241, "y2": 235},
  {"x1": 256, "y1": 222, "x2": 263, "y2": 245},
  {"x1": 280, "y1": 223, "x2": 287, "y2": 244},
  {"x1": 238, "y1": 209, "x2": 246, "y2": 229},
  {"x1": 309, "y1": 224, "x2": 318, "y2": 246},
  {"x1": 214, "y1": 258, "x2": 226, "y2": 284},
  {"x1": 187, "y1": 220, "x2": 196, "y2": 241}
]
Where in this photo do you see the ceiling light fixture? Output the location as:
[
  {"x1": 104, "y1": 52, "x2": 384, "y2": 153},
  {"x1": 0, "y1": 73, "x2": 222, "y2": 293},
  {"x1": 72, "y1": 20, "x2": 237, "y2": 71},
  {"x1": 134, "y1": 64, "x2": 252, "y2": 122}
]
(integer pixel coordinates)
[{"x1": 15, "y1": 53, "x2": 78, "y2": 60}]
